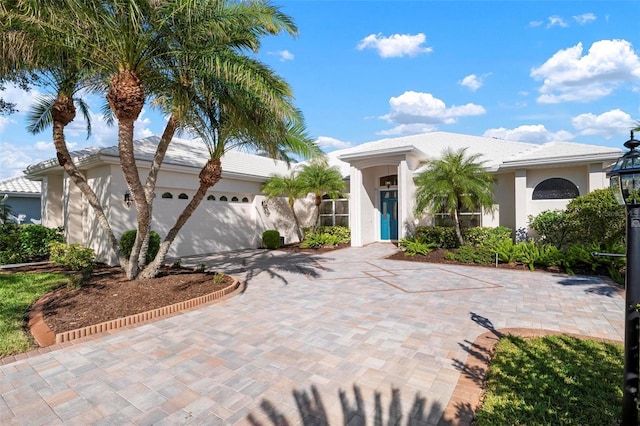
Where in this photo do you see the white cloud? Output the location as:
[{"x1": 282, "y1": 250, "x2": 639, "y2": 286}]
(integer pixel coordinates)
[
  {"x1": 0, "y1": 141, "x2": 51, "y2": 179},
  {"x1": 483, "y1": 125, "x2": 573, "y2": 143},
  {"x1": 0, "y1": 83, "x2": 44, "y2": 113},
  {"x1": 65, "y1": 108, "x2": 154, "y2": 146},
  {"x1": 380, "y1": 91, "x2": 485, "y2": 133},
  {"x1": 0, "y1": 116, "x2": 14, "y2": 134},
  {"x1": 571, "y1": 109, "x2": 635, "y2": 138},
  {"x1": 529, "y1": 20, "x2": 544, "y2": 28},
  {"x1": 547, "y1": 15, "x2": 569, "y2": 28},
  {"x1": 268, "y1": 50, "x2": 294, "y2": 62},
  {"x1": 357, "y1": 33, "x2": 432, "y2": 58},
  {"x1": 315, "y1": 136, "x2": 352, "y2": 150},
  {"x1": 459, "y1": 73, "x2": 490, "y2": 91},
  {"x1": 531, "y1": 39, "x2": 640, "y2": 103},
  {"x1": 573, "y1": 13, "x2": 596, "y2": 25}
]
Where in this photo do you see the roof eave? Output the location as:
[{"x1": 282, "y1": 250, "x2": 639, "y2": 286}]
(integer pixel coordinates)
[
  {"x1": 338, "y1": 146, "x2": 421, "y2": 162},
  {"x1": 499, "y1": 152, "x2": 621, "y2": 170}
]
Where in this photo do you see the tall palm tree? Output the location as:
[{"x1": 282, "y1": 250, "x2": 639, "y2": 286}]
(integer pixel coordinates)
[
  {"x1": 0, "y1": 2, "x2": 131, "y2": 267},
  {"x1": 139, "y1": 52, "x2": 321, "y2": 278},
  {"x1": 4, "y1": 0, "x2": 306, "y2": 279},
  {"x1": 262, "y1": 171, "x2": 306, "y2": 241},
  {"x1": 297, "y1": 160, "x2": 345, "y2": 233},
  {"x1": 414, "y1": 147, "x2": 496, "y2": 245}
]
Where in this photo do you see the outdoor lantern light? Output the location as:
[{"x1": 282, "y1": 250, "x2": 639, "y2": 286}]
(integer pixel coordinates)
[
  {"x1": 608, "y1": 130, "x2": 640, "y2": 426},
  {"x1": 609, "y1": 131, "x2": 640, "y2": 206},
  {"x1": 123, "y1": 192, "x2": 132, "y2": 208}
]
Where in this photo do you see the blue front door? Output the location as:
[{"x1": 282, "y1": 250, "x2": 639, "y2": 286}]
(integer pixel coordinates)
[{"x1": 380, "y1": 190, "x2": 398, "y2": 240}]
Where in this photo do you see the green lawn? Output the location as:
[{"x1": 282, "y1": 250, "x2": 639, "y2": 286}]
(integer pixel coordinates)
[
  {"x1": 475, "y1": 334, "x2": 624, "y2": 425},
  {"x1": 0, "y1": 273, "x2": 67, "y2": 358}
]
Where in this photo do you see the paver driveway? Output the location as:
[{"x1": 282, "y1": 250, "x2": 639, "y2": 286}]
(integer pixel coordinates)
[{"x1": 0, "y1": 243, "x2": 624, "y2": 425}]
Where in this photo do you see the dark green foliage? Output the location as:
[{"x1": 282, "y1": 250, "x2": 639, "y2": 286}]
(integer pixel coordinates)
[
  {"x1": 0, "y1": 223, "x2": 22, "y2": 264},
  {"x1": 562, "y1": 242, "x2": 625, "y2": 285},
  {"x1": 0, "y1": 224, "x2": 62, "y2": 264},
  {"x1": 301, "y1": 226, "x2": 350, "y2": 248},
  {"x1": 474, "y1": 245, "x2": 496, "y2": 265},
  {"x1": 454, "y1": 246, "x2": 476, "y2": 263},
  {"x1": 476, "y1": 335, "x2": 623, "y2": 425},
  {"x1": 564, "y1": 188, "x2": 625, "y2": 247},
  {"x1": 415, "y1": 226, "x2": 459, "y2": 248},
  {"x1": 300, "y1": 233, "x2": 339, "y2": 248},
  {"x1": 463, "y1": 226, "x2": 512, "y2": 247},
  {"x1": 49, "y1": 242, "x2": 95, "y2": 287},
  {"x1": 19, "y1": 224, "x2": 63, "y2": 259},
  {"x1": 262, "y1": 230, "x2": 281, "y2": 249},
  {"x1": 119, "y1": 230, "x2": 161, "y2": 263},
  {"x1": 529, "y1": 210, "x2": 571, "y2": 247},
  {"x1": 398, "y1": 238, "x2": 436, "y2": 256},
  {"x1": 488, "y1": 238, "x2": 518, "y2": 264}
]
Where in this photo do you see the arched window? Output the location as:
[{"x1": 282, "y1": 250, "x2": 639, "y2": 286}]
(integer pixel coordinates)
[
  {"x1": 161, "y1": 192, "x2": 173, "y2": 199},
  {"x1": 207, "y1": 195, "x2": 215, "y2": 201},
  {"x1": 532, "y1": 178, "x2": 579, "y2": 200},
  {"x1": 178, "y1": 193, "x2": 189, "y2": 200},
  {"x1": 242, "y1": 197, "x2": 249, "y2": 203},
  {"x1": 220, "y1": 195, "x2": 228, "y2": 202},
  {"x1": 231, "y1": 196, "x2": 239, "y2": 202}
]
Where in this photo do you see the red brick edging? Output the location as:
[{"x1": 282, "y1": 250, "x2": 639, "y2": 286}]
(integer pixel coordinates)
[
  {"x1": 440, "y1": 328, "x2": 623, "y2": 425},
  {"x1": 27, "y1": 277, "x2": 244, "y2": 347}
]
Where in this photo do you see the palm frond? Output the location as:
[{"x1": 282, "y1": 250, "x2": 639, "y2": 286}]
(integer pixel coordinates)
[{"x1": 26, "y1": 94, "x2": 55, "y2": 134}]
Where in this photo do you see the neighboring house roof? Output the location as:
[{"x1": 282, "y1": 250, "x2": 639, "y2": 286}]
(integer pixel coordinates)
[
  {"x1": 25, "y1": 136, "x2": 293, "y2": 181},
  {"x1": 332, "y1": 131, "x2": 621, "y2": 173},
  {"x1": 0, "y1": 175, "x2": 41, "y2": 196}
]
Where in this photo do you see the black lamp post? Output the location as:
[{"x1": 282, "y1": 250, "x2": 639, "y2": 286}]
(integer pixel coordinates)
[{"x1": 608, "y1": 130, "x2": 640, "y2": 425}]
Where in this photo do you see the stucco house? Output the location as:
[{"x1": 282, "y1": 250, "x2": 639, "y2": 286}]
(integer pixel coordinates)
[
  {"x1": 25, "y1": 131, "x2": 622, "y2": 265},
  {"x1": 329, "y1": 131, "x2": 621, "y2": 246},
  {"x1": 0, "y1": 175, "x2": 41, "y2": 224}
]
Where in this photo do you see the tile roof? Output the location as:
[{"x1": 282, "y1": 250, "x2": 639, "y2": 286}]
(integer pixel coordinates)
[
  {"x1": 332, "y1": 131, "x2": 621, "y2": 172},
  {"x1": 0, "y1": 175, "x2": 41, "y2": 195},
  {"x1": 26, "y1": 136, "x2": 293, "y2": 179}
]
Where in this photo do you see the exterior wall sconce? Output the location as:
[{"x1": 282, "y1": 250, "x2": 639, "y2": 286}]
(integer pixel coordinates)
[
  {"x1": 123, "y1": 192, "x2": 132, "y2": 208},
  {"x1": 385, "y1": 180, "x2": 391, "y2": 189}
]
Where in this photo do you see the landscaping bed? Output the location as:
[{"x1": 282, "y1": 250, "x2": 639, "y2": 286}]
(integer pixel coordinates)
[{"x1": 2, "y1": 264, "x2": 233, "y2": 334}]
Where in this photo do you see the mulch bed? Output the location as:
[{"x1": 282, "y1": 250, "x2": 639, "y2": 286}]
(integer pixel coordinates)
[{"x1": 2, "y1": 264, "x2": 233, "y2": 334}]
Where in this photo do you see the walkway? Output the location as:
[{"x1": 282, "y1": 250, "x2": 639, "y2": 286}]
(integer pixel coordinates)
[{"x1": 0, "y1": 243, "x2": 624, "y2": 425}]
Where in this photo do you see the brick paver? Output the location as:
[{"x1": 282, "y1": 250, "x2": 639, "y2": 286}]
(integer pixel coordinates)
[{"x1": 0, "y1": 243, "x2": 624, "y2": 425}]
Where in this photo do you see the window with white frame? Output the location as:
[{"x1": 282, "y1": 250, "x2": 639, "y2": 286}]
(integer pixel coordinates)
[
  {"x1": 319, "y1": 194, "x2": 349, "y2": 227},
  {"x1": 433, "y1": 202, "x2": 482, "y2": 228}
]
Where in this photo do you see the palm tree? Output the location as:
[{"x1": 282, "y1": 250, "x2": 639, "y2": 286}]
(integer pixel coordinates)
[
  {"x1": 138, "y1": 51, "x2": 321, "y2": 278},
  {"x1": 4, "y1": 0, "x2": 307, "y2": 279},
  {"x1": 414, "y1": 147, "x2": 496, "y2": 245},
  {"x1": 297, "y1": 160, "x2": 346, "y2": 233},
  {"x1": 262, "y1": 172, "x2": 306, "y2": 241}
]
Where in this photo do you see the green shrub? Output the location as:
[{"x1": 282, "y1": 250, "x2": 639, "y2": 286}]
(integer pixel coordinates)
[
  {"x1": 0, "y1": 223, "x2": 22, "y2": 264},
  {"x1": 444, "y1": 250, "x2": 456, "y2": 261},
  {"x1": 415, "y1": 226, "x2": 459, "y2": 248},
  {"x1": 300, "y1": 233, "x2": 339, "y2": 248},
  {"x1": 454, "y1": 246, "x2": 476, "y2": 263},
  {"x1": 49, "y1": 242, "x2": 95, "y2": 276},
  {"x1": 536, "y1": 244, "x2": 564, "y2": 268},
  {"x1": 529, "y1": 210, "x2": 570, "y2": 248},
  {"x1": 314, "y1": 226, "x2": 350, "y2": 244},
  {"x1": 474, "y1": 245, "x2": 496, "y2": 265},
  {"x1": 564, "y1": 188, "x2": 625, "y2": 247},
  {"x1": 398, "y1": 238, "x2": 436, "y2": 256},
  {"x1": 488, "y1": 238, "x2": 518, "y2": 264},
  {"x1": 262, "y1": 230, "x2": 281, "y2": 249},
  {"x1": 119, "y1": 230, "x2": 160, "y2": 263},
  {"x1": 19, "y1": 224, "x2": 63, "y2": 260},
  {"x1": 463, "y1": 226, "x2": 511, "y2": 247},
  {"x1": 514, "y1": 240, "x2": 540, "y2": 271}
]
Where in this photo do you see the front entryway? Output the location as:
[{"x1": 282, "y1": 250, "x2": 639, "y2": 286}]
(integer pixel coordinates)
[{"x1": 380, "y1": 190, "x2": 398, "y2": 240}]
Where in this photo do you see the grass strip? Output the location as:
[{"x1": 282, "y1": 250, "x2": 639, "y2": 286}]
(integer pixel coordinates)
[
  {"x1": 475, "y1": 334, "x2": 623, "y2": 425},
  {"x1": 0, "y1": 273, "x2": 67, "y2": 357}
]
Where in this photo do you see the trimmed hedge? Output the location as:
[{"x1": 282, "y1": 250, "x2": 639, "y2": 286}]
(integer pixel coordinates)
[
  {"x1": 119, "y1": 230, "x2": 161, "y2": 263},
  {"x1": 262, "y1": 230, "x2": 281, "y2": 249}
]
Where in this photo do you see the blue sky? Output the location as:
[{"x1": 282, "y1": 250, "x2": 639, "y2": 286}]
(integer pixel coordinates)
[{"x1": 1, "y1": 0, "x2": 639, "y2": 179}]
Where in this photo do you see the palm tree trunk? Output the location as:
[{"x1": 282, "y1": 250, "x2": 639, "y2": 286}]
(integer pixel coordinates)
[
  {"x1": 312, "y1": 193, "x2": 322, "y2": 233},
  {"x1": 51, "y1": 96, "x2": 128, "y2": 268},
  {"x1": 289, "y1": 200, "x2": 304, "y2": 242},
  {"x1": 137, "y1": 114, "x2": 179, "y2": 267},
  {"x1": 108, "y1": 70, "x2": 149, "y2": 279},
  {"x1": 452, "y1": 209, "x2": 465, "y2": 246},
  {"x1": 140, "y1": 158, "x2": 222, "y2": 279}
]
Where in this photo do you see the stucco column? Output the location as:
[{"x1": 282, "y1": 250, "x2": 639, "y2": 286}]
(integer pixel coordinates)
[
  {"x1": 588, "y1": 163, "x2": 606, "y2": 191},
  {"x1": 398, "y1": 160, "x2": 412, "y2": 239},
  {"x1": 349, "y1": 166, "x2": 363, "y2": 247},
  {"x1": 514, "y1": 169, "x2": 527, "y2": 234}
]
